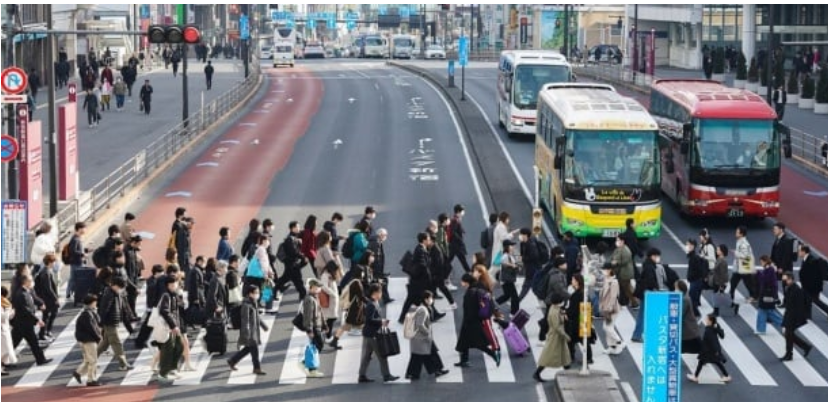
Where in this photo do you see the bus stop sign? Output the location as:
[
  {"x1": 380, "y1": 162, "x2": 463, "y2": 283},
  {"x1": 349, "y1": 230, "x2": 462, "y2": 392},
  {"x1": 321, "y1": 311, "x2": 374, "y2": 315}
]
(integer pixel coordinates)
[{"x1": 458, "y1": 36, "x2": 468, "y2": 67}]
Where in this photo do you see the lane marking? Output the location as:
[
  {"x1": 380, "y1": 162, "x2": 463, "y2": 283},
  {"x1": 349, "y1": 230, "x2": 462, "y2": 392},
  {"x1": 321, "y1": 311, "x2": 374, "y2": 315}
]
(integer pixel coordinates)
[
  {"x1": 278, "y1": 327, "x2": 312, "y2": 385},
  {"x1": 165, "y1": 191, "x2": 192, "y2": 198},
  {"x1": 239, "y1": 123, "x2": 257, "y2": 127},
  {"x1": 220, "y1": 140, "x2": 241, "y2": 145},
  {"x1": 417, "y1": 77, "x2": 491, "y2": 221},
  {"x1": 197, "y1": 162, "x2": 220, "y2": 168}
]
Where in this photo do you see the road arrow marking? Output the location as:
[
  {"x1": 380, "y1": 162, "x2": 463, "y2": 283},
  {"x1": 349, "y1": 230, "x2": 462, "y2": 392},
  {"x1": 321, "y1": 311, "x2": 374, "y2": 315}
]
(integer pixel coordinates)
[
  {"x1": 348, "y1": 98, "x2": 356, "y2": 104},
  {"x1": 239, "y1": 122, "x2": 257, "y2": 127},
  {"x1": 333, "y1": 139, "x2": 343, "y2": 150},
  {"x1": 165, "y1": 191, "x2": 192, "y2": 198},
  {"x1": 197, "y1": 162, "x2": 219, "y2": 167},
  {"x1": 220, "y1": 140, "x2": 240, "y2": 145},
  {"x1": 803, "y1": 190, "x2": 828, "y2": 197},
  {"x1": 252, "y1": 139, "x2": 260, "y2": 145},
  {"x1": 263, "y1": 102, "x2": 273, "y2": 108},
  {"x1": 286, "y1": 98, "x2": 294, "y2": 103},
  {"x1": 272, "y1": 90, "x2": 286, "y2": 93}
]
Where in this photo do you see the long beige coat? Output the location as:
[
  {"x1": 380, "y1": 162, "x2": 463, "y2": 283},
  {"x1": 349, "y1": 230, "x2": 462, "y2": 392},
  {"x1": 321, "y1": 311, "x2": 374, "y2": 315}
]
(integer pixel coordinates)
[{"x1": 537, "y1": 305, "x2": 571, "y2": 368}]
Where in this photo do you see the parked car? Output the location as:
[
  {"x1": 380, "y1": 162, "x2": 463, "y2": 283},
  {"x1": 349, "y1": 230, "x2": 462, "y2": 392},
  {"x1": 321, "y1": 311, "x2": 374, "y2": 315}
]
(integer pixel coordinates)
[
  {"x1": 425, "y1": 44, "x2": 446, "y2": 59},
  {"x1": 260, "y1": 46, "x2": 273, "y2": 60}
]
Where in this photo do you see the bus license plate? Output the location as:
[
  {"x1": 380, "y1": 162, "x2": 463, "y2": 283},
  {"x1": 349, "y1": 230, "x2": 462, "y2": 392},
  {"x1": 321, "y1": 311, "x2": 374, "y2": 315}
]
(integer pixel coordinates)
[
  {"x1": 603, "y1": 229, "x2": 621, "y2": 238},
  {"x1": 727, "y1": 208, "x2": 744, "y2": 218}
]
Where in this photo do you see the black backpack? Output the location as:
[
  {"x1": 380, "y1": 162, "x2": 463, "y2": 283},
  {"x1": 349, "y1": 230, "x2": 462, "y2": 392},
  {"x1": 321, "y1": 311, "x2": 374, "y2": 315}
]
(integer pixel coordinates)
[
  {"x1": 480, "y1": 228, "x2": 489, "y2": 249},
  {"x1": 536, "y1": 240, "x2": 550, "y2": 266},
  {"x1": 92, "y1": 246, "x2": 108, "y2": 268},
  {"x1": 276, "y1": 241, "x2": 288, "y2": 263},
  {"x1": 342, "y1": 233, "x2": 356, "y2": 259}
]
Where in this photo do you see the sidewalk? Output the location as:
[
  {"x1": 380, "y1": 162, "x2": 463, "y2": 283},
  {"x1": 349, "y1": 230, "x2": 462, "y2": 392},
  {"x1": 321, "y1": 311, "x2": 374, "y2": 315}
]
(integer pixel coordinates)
[
  {"x1": 32, "y1": 58, "x2": 249, "y2": 194},
  {"x1": 645, "y1": 66, "x2": 828, "y2": 138}
]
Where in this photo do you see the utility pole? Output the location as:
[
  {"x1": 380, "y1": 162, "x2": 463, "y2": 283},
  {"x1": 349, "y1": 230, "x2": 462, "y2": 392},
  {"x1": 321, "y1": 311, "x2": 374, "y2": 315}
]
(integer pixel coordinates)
[
  {"x1": 182, "y1": 4, "x2": 190, "y2": 128},
  {"x1": 241, "y1": 4, "x2": 250, "y2": 79},
  {"x1": 563, "y1": 5, "x2": 569, "y2": 59},
  {"x1": 4, "y1": 5, "x2": 19, "y2": 199},
  {"x1": 632, "y1": 5, "x2": 639, "y2": 81},
  {"x1": 470, "y1": 4, "x2": 474, "y2": 53},
  {"x1": 46, "y1": 3, "x2": 58, "y2": 216}
]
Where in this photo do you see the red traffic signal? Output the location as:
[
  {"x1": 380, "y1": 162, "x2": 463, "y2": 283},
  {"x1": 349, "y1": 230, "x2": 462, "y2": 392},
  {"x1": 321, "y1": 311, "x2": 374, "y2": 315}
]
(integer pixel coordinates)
[
  {"x1": 146, "y1": 25, "x2": 200, "y2": 44},
  {"x1": 183, "y1": 26, "x2": 201, "y2": 44}
]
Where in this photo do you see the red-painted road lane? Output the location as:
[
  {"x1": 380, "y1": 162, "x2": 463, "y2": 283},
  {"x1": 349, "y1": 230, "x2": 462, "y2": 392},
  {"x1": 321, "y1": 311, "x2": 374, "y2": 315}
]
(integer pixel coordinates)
[
  {"x1": 615, "y1": 83, "x2": 828, "y2": 254},
  {"x1": 133, "y1": 67, "x2": 324, "y2": 275},
  {"x1": 0, "y1": 384, "x2": 160, "y2": 402}
]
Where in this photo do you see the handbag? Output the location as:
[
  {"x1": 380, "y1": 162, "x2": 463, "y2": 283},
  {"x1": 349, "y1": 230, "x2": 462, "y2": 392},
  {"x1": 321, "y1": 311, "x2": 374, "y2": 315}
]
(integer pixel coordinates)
[
  {"x1": 228, "y1": 284, "x2": 243, "y2": 304},
  {"x1": 262, "y1": 280, "x2": 274, "y2": 304},
  {"x1": 245, "y1": 256, "x2": 265, "y2": 279},
  {"x1": 292, "y1": 312, "x2": 307, "y2": 332},
  {"x1": 492, "y1": 251, "x2": 503, "y2": 266},
  {"x1": 375, "y1": 328, "x2": 400, "y2": 357},
  {"x1": 319, "y1": 290, "x2": 330, "y2": 308}
]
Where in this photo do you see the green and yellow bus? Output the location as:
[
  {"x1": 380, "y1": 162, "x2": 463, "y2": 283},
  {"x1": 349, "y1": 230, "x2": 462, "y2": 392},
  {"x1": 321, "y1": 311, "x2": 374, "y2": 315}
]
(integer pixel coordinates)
[{"x1": 535, "y1": 83, "x2": 662, "y2": 239}]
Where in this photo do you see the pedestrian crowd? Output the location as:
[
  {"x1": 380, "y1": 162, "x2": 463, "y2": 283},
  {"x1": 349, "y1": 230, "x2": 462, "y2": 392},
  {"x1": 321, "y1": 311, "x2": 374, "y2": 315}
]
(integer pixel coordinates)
[{"x1": 2, "y1": 208, "x2": 827, "y2": 389}]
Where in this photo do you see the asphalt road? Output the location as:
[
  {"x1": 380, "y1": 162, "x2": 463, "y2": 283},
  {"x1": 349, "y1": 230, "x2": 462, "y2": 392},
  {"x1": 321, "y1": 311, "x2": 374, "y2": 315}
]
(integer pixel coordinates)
[{"x1": 5, "y1": 59, "x2": 828, "y2": 402}]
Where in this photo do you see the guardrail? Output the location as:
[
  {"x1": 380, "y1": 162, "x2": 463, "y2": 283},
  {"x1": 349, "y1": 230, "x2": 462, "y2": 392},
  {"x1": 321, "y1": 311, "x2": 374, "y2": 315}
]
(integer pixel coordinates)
[
  {"x1": 42, "y1": 62, "x2": 262, "y2": 242},
  {"x1": 573, "y1": 63, "x2": 828, "y2": 177}
]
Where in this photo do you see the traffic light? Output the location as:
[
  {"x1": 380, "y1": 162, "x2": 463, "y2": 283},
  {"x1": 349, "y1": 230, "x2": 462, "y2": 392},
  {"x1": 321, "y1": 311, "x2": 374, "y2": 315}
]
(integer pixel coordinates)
[
  {"x1": 532, "y1": 208, "x2": 543, "y2": 235},
  {"x1": 147, "y1": 24, "x2": 201, "y2": 44}
]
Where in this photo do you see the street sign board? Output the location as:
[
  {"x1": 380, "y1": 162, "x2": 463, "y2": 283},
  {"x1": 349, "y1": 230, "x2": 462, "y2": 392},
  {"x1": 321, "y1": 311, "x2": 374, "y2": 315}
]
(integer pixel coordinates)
[
  {"x1": 1, "y1": 67, "x2": 28, "y2": 95},
  {"x1": 458, "y1": 36, "x2": 468, "y2": 67},
  {"x1": 346, "y1": 12, "x2": 359, "y2": 20},
  {"x1": 68, "y1": 82, "x2": 77, "y2": 102},
  {"x1": 328, "y1": 18, "x2": 336, "y2": 29},
  {"x1": 1, "y1": 134, "x2": 19, "y2": 162},
  {"x1": 1, "y1": 200, "x2": 28, "y2": 264},
  {"x1": 400, "y1": 6, "x2": 410, "y2": 18},
  {"x1": 240, "y1": 14, "x2": 250, "y2": 40},
  {"x1": 308, "y1": 19, "x2": 316, "y2": 29},
  {"x1": 271, "y1": 10, "x2": 294, "y2": 21},
  {"x1": 642, "y1": 292, "x2": 683, "y2": 402},
  {"x1": 1, "y1": 94, "x2": 27, "y2": 104}
]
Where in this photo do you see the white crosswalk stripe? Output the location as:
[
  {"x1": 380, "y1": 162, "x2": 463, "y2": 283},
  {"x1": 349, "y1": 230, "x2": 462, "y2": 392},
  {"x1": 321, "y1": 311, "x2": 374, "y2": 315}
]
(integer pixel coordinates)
[{"x1": 7, "y1": 277, "x2": 828, "y2": 389}]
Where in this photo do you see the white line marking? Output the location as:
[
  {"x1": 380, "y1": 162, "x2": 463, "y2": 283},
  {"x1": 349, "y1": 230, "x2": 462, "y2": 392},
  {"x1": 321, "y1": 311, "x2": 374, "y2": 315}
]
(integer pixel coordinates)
[
  {"x1": 220, "y1": 140, "x2": 241, "y2": 145},
  {"x1": 165, "y1": 191, "x2": 192, "y2": 198},
  {"x1": 239, "y1": 123, "x2": 257, "y2": 127},
  {"x1": 278, "y1": 327, "x2": 311, "y2": 385},
  {"x1": 197, "y1": 162, "x2": 219, "y2": 168}
]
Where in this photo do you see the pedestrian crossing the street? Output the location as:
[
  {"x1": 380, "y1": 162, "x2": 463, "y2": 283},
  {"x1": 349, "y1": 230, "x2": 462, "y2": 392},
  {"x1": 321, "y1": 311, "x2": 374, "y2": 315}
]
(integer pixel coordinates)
[{"x1": 6, "y1": 279, "x2": 828, "y2": 389}]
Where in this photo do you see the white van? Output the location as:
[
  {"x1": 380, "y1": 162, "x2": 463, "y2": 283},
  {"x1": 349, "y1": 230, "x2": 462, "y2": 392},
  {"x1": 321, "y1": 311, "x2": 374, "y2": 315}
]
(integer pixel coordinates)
[{"x1": 273, "y1": 43, "x2": 294, "y2": 68}]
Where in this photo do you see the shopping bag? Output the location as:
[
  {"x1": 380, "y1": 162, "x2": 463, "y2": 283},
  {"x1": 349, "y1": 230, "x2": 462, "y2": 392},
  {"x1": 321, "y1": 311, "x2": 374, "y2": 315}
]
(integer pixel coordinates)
[
  {"x1": 245, "y1": 256, "x2": 264, "y2": 279},
  {"x1": 304, "y1": 343, "x2": 320, "y2": 370},
  {"x1": 375, "y1": 328, "x2": 400, "y2": 357},
  {"x1": 262, "y1": 282, "x2": 274, "y2": 305}
]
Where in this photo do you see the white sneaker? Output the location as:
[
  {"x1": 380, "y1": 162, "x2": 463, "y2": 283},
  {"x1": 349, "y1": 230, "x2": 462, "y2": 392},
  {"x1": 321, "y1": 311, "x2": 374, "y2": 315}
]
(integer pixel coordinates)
[
  {"x1": 307, "y1": 370, "x2": 324, "y2": 378},
  {"x1": 446, "y1": 282, "x2": 458, "y2": 291},
  {"x1": 167, "y1": 371, "x2": 180, "y2": 379},
  {"x1": 448, "y1": 303, "x2": 458, "y2": 310}
]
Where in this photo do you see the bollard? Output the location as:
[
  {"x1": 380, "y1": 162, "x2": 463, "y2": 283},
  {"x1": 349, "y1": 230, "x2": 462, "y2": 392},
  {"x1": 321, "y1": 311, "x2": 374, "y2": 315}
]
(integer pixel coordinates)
[{"x1": 448, "y1": 60, "x2": 456, "y2": 88}]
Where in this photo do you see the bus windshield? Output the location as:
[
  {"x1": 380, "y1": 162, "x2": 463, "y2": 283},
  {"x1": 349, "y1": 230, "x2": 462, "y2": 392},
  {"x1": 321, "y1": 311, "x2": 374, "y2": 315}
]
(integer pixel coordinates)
[
  {"x1": 513, "y1": 64, "x2": 571, "y2": 109},
  {"x1": 694, "y1": 119, "x2": 779, "y2": 170},
  {"x1": 565, "y1": 130, "x2": 659, "y2": 187},
  {"x1": 394, "y1": 38, "x2": 413, "y2": 47},
  {"x1": 365, "y1": 37, "x2": 384, "y2": 46}
]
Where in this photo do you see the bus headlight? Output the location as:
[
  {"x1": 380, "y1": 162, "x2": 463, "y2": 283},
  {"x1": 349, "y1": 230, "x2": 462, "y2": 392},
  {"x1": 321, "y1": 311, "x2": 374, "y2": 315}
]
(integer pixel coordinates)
[
  {"x1": 762, "y1": 201, "x2": 779, "y2": 208},
  {"x1": 689, "y1": 199, "x2": 708, "y2": 207},
  {"x1": 511, "y1": 118, "x2": 524, "y2": 126}
]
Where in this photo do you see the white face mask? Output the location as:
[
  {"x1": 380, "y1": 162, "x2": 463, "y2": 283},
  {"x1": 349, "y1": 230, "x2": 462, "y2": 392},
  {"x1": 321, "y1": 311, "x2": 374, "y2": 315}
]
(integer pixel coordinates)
[
  {"x1": 653, "y1": 256, "x2": 662, "y2": 264},
  {"x1": 459, "y1": 211, "x2": 465, "y2": 217},
  {"x1": 685, "y1": 245, "x2": 693, "y2": 253},
  {"x1": 615, "y1": 240, "x2": 623, "y2": 248}
]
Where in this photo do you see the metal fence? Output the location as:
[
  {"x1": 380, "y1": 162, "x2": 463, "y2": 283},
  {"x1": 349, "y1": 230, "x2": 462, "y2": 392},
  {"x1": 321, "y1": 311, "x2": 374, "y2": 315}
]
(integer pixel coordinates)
[
  {"x1": 573, "y1": 63, "x2": 828, "y2": 175},
  {"x1": 45, "y1": 62, "x2": 262, "y2": 241}
]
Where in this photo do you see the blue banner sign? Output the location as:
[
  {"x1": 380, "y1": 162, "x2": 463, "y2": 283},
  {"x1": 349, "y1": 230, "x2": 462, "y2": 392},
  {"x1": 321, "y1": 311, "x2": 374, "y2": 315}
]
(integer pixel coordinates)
[
  {"x1": 239, "y1": 15, "x2": 250, "y2": 40},
  {"x1": 458, "y1": 36, "x2": 468, "y2": 67},
  {"x1": 642, "y1": 292, "x2": 683, "y2": 402}
]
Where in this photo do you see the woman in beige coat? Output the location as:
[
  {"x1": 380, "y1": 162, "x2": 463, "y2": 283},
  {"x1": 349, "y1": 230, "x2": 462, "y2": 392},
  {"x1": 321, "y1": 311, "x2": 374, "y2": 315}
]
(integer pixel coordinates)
[
  {"x1": 314, "y1": 231, "x2": 343, "y2": 278},
  {"x1": 534, "y1": 298, "x2": 571, "y2": 382}
]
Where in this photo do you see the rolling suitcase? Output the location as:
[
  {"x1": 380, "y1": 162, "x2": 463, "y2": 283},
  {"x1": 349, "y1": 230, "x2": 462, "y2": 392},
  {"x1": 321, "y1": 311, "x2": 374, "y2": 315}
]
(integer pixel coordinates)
[
  {"x1": 204, "y1": 317, "x2": 228, "y2": 355},
  {"x1": 511, "y1": 309, "x2": 530, "y2": 330},
  {"x1": 503, "y1": 323, "x2": 530, "y2": 356}
]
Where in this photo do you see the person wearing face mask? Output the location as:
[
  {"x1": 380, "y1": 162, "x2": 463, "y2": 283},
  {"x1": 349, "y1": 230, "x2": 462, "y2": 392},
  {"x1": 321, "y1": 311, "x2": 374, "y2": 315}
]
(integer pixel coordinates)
[
  {"x1": 685, "y1": 239, "x2": 709, "y2": 318},
  {"x1": 631, "y1": 249, "x2": 678, "y2": 343},
  {"x1": 598, "y1": 264, "x2": 623, "y2": 354},
  {"x1": 405, "y1": 291, "x2": 450, "y2": 380},
  {"x1": 687, "y1": 314, "x2": 730, "y2": 383},
  {"x1": 610, "y1": 235, "x2": 637, "y2": 309},
  {"x1": 34, "y1": 253, "x2": 60, "y2": 341},
  {"x1": 157, "y1": 276, "x2": 183, "y2": 383},
  {"x1": 96, "y1": 277, "x2": 133, "y2": 371},
  {"x1": 245, "y1": 234, "x2": 274, "y2": 304}
]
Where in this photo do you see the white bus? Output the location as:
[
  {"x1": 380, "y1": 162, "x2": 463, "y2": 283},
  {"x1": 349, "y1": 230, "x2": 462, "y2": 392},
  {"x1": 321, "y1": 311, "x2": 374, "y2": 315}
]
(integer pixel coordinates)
[
  {"x1": 390, "y1": 34, "x2": 415, "y2": 59},
  {"x1": 497, "y1": 51, "x2": 573, "y2": 137},
  {"x1": 274, "y1": 25, "x2": 304, "y2": 59},
  {"x1": 360, "y1": 35, "x2": 388, "y2": 58}
]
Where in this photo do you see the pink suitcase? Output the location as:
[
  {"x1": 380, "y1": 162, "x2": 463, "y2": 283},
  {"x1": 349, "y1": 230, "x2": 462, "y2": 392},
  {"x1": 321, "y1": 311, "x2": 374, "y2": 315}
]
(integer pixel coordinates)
[{"x1": 503, "y1": 323, "x2": 530, "y2": 356}]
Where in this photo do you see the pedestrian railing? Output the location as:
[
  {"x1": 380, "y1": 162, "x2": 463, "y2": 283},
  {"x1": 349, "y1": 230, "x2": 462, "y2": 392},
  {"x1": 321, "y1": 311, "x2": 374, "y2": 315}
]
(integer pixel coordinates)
[
  {"x1": 42, "y1": 62, "x2": 262, "y2": 241},
  {"x1": 573, "y1": 63, "x2": 828, "y2": 175}
]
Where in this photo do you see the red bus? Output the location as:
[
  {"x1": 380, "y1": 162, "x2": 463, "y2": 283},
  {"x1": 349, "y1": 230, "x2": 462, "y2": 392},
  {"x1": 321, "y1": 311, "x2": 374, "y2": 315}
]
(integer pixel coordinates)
[{"x1": 651, "y1": 79, "x2": 792, "y2": 218}]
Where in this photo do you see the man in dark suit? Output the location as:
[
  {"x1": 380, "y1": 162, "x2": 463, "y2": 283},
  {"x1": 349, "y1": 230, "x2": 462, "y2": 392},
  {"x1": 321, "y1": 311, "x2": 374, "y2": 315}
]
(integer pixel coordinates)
[
  {"x1": 11, "y1": 276, "x2": 51, "y2": 365},
  {"x1": 798, "y1": 245, "x2": 828, "y2": 318},
  {"x1": 398, "y1": 233, "x2": 432, "y2": 324},
  {"x1": 368, "y1": 228, "x2": 393, "y2": 304},
  {"x1": 206, "y1": 260, "x2": 229, "y2": 320},
  {"x1": 448, "y1": 204, "x2": 471, "y2": 274},
  {"x1": 780, "y1": 271, "x2": 813, "y2": 361},
  {"x1": 357, "y1": 284, "x2": 399, "y2": 384},
  {"x1": 771, "y1": 223, "x2": 796, "y2": 274}
]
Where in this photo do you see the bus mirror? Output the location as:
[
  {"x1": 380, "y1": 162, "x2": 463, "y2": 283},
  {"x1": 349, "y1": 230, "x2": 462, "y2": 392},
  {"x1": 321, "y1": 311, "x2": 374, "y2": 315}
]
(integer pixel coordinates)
[
  {"x1": 783, "y1": 143, "x2": 792, "y2": 159},
  {"x1": 682, "y1": 123, "x2": 693, "y2": 140},
  {"x1": 679, "y1": 140, "x2": 689, "y2": 155},
  {"x1": 665, "y1": 159, "x2": 675, "y2": 174}
]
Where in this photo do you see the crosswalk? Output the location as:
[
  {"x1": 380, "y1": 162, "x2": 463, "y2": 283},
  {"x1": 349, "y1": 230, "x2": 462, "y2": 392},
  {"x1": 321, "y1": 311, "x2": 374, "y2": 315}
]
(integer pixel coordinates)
[{"x1": 5, "y1": 278, "x2": 828, "y2": 389}]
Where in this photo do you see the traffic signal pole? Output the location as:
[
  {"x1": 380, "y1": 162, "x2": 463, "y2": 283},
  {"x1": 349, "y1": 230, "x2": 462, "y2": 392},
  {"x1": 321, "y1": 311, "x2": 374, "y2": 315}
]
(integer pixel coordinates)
[
  {"x1": 4, "y1": 5, "x2": 18, "y2": 200},
  {"x1": 182, "y1": 6, "x2": 189, "y2": 128},
  {"x1": 47, "y1": 3, "x2": 58, "y2": 216},
  {"x1": 241, "y1": 4, "x2": 250, "y2": 79}
]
